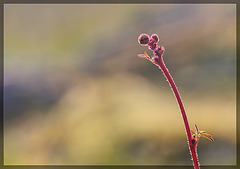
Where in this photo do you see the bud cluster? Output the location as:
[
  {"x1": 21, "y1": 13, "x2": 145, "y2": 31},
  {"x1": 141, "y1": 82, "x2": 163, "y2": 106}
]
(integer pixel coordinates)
[{"x1": 138, "y1": 33, "x2": 165, "y2": 62}]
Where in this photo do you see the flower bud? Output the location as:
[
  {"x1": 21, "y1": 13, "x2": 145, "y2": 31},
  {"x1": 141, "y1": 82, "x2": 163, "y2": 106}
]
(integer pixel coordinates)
[
  {"x1": 151, "y1": 34, "x2": 159, "y2": 43},
  {"x1": 138, "y1": 33, "x2": 150, "y2": 46}
]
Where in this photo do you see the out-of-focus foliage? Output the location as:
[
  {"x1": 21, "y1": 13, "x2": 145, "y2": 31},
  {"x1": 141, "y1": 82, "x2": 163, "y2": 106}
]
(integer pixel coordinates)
[{"x1": 4, "y1": 4, "x2": 236, "y2": 165}]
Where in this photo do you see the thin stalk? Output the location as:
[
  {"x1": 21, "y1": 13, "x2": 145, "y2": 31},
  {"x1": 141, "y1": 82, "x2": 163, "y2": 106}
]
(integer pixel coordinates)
[
  {"x1": 139, "y1": 33, "x2": 213, "y2": 169},
  {"x1": 154, "y1": 57, "x2": 199, "y2": 169}
]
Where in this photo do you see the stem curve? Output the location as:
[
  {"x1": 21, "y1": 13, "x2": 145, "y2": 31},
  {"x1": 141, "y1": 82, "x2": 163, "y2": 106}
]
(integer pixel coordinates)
[{"x1": 154, "y1": 57, "x2": 199, "y2": 169}]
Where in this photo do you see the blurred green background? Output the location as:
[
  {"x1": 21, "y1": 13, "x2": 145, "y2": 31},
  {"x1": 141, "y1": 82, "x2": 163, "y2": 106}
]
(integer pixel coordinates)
[{"x1": 4, "y1": 4, "x2": 236, "y2": 165}]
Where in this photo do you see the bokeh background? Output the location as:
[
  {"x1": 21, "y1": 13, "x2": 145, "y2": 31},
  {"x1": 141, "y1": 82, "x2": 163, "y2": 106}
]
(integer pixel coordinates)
[{"x1": 4, "y1": 4, "x2": 236, "y2": 165}]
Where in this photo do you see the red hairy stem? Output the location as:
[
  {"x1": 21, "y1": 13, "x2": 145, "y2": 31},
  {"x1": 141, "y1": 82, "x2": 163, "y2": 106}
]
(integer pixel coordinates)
[
  {"x1": 153, "y1": 57, "x2": 199, "y2": 169},
  {"x1": 137, "y1": 33, "x2": 206, "y2": 169}
]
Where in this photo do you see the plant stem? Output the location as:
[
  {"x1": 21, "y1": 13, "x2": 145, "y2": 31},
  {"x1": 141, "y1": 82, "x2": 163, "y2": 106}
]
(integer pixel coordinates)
[{"x1": 154, "y1": 57, "x2": 199, "y2": 169}]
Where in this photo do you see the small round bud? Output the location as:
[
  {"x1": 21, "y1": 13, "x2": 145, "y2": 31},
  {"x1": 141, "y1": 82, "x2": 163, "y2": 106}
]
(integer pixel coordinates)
[
  {"x1": 138, "y1": 33, "x2": 150, "y2": 46},
  {"x1": 151, "y1": 34, "x2": 159, "y2": 43},
  {"x1": 152, "y1": 56, "x2": 159, "y2": 63}
]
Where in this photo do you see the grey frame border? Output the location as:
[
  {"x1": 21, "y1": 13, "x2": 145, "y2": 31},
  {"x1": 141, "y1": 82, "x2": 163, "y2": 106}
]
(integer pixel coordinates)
[{"x1": 0, "y1": 0, "x2": 239, "y2": 169}]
